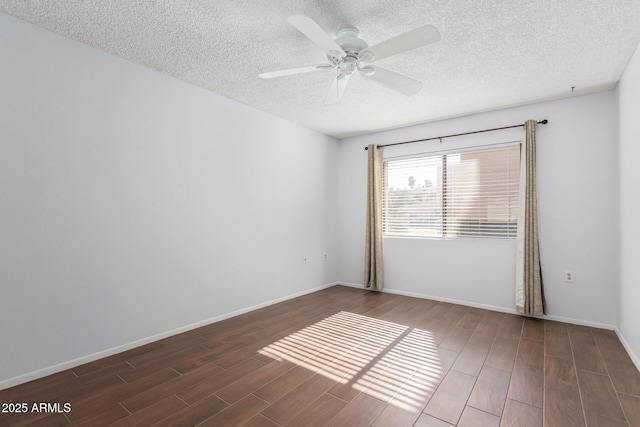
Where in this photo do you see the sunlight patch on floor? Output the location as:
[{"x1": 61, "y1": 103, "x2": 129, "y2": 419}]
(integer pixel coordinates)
[{"x1": 258, "y1": 311, "x2": 444, "y2": 411}]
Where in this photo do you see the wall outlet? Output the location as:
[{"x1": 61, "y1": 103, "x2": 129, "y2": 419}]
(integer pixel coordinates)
[
  {"x1": 302, "y1": 255, "x2": 308, "y2": 265},
  {"x1": 324, "y1": 253, "x2": 328, "y2": 262},
  {"x1": 565, "y1": 271, "x2": 574, "y2": 282}
]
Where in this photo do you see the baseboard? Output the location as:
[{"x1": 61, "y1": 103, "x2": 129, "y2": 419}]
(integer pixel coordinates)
[
  {"x1": 4, "y1": 280, "x2": 618, "y2": 390},
  {"x1": 543, "y1": 313, "x2": 615, "y2": 331},
  {"x1": 335, "y1": 281, "x2": 363, "y2": 289},
  {"x1": 337, "y1": 282, "x2": 615, "y2": 331},
  {"x1": 615, "y1": 327, "x2": 640, "y2": 373},
  {"x1": 0, "y1": 281, "x2": 339, "y2": 391},
  {"x1": 383, "y1": 286, "x2": 520, "y2": 316}
]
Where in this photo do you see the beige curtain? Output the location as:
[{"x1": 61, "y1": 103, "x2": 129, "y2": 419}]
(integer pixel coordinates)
[
  {"x1": 516, "y1": 120, "x2": 546, "y2": 315},
  {"x1": 364, "y1": 144, "x2": 383, "y2": 291}
]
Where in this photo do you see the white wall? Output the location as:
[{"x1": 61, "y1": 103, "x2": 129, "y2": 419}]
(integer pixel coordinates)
[
  {"x1": 618, "y1": 43, "x2": 640, "y2": 364},
  {"x1": 338, "y1": 92, "x2": 618, "y2": 327},
  {"x1": 0, "y1": 13, "x2": 338, "y2": 388}
]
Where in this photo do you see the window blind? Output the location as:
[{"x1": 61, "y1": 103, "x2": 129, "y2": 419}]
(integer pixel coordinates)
[{"x1": 383, "y1": 145, "x2": 520, "y2": 239}]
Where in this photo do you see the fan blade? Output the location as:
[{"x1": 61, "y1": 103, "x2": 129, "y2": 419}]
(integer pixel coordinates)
[
  {"x1": 259, "y1": 65, "x2": 333, "y2": 79},
  {"x1": 287, "y1": 15, "x2": 346, "y2": 57},
  {"x1": 362, "y1": 25, "x2": 440, "y2": 62},
  {"x1": 325, "y1": 74, "x2": 351, "y2": 105},
  {"x1": 363, "y1": 66, "x2": 422, "y2": 96}
]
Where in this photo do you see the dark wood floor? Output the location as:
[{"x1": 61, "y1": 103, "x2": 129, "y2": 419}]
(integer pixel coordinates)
[{"x1": 2, "y1": 285, "x2": 640, "y2": 426}]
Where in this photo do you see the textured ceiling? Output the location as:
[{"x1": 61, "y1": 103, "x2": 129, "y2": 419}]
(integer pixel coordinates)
[{"x1": 2, "y1": 1, "x2": 640, "y2": 138}]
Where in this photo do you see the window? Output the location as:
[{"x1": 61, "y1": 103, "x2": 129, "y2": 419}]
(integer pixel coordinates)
[{"x1": 383, "y1": 144, "x2": 520, "y2": 239}]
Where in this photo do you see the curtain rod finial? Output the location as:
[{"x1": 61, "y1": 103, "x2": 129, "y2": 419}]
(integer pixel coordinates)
[
  {"x1": 539, "y1": 119, "x2": 548, "y2": 124},
  {"x1": 364, "y1": 146, "x2": 369, "y2": 150}
]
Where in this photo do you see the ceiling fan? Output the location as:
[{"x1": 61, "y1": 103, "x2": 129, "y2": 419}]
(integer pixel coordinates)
[{"x1": 259, "y1": 15, "x2": 441, "y2": 104}]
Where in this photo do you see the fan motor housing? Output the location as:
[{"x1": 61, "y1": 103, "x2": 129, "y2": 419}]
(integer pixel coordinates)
[{"x1": 335, "y1": 28, "x2": 368, "y2": 53}]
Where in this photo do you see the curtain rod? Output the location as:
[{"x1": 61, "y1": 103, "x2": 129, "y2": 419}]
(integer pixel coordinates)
[{"x1": 364, "y1": 119, "x2": 548, "y2": 150}]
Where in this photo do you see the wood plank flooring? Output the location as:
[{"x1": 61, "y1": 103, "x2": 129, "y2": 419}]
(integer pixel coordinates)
[{"x1": 1, "y1": 285, "x2": 640, "y2": 426}]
